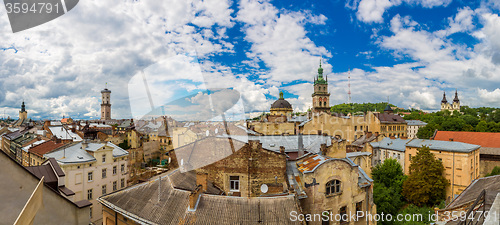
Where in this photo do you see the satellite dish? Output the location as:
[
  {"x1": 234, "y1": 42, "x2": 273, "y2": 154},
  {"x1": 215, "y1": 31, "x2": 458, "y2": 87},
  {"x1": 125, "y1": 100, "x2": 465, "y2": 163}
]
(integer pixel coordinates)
[{"x1": 260, "y1": 184, "x2": 268, "y2": 194}]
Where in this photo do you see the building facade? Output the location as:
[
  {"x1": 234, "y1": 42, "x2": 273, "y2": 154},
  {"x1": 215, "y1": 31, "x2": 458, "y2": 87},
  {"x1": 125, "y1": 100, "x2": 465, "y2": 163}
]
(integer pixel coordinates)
[
  {"x1": 406, "y1": 120, "x2": 427, "y2": 139},
  {"x1": 404, "y1": 139, "x2": 480, "y2": 201},
  {"x1": 44, "y1": 141, "x2": 129, "y2": 224}
]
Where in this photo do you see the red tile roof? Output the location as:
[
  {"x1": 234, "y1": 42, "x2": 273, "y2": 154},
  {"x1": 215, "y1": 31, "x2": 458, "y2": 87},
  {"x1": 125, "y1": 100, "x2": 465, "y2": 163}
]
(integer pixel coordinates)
[
  {"x1": 29, "y1": 141, "x2": 65, "y2": 157},
  {"x1": 433, "y1": 131, "x2": 500, "y2": 148}
]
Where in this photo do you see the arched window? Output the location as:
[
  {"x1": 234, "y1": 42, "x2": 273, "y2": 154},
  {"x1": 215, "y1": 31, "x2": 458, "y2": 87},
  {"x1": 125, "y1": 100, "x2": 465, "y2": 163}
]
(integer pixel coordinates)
[{"x1": 326, "y1": 180, "x2": 341, "y2": 195}]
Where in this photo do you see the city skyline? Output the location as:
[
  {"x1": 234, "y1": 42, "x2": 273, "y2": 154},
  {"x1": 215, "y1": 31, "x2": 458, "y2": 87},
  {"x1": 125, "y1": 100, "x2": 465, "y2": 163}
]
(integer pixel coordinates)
[{"x1": 0, "y1": 0, "x2": 500, "y2": 119}]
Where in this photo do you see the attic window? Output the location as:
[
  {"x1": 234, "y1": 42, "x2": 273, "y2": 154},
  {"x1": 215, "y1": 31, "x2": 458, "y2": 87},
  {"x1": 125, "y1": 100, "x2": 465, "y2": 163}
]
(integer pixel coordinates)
[{"x1": 270, "y1": 144, "x2": 275, "y2": 147}]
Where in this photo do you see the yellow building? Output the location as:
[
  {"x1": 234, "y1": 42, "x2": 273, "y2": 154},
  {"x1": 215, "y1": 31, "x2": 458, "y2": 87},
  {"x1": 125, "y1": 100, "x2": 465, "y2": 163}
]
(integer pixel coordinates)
[
  {"x1": 404, "y1": 139, "x2": 480, "y2": 201},
  {"x1": 440, "y1": 90, "x2": 460, "y2": 113}
]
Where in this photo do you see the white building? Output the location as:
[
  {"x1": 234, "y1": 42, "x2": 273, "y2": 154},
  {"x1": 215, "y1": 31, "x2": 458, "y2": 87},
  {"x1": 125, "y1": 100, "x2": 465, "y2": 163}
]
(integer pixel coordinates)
[
  {"x1": 370, "y1": 137, "x2": 410, "y2": 169},
  {"x1": 406, "y1": 120, "x2": 428, "y2": 139},
  {"x1": 45, "y1": 141, "x2": 128, "y2": 224}
]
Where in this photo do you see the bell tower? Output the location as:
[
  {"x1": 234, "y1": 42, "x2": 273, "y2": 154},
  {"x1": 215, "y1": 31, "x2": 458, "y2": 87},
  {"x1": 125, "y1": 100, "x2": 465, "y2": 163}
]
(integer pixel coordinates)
[
  {"x1": 101, "y1": 84, "x2": 111, "y2": 120},
  {"x1": 312, "y1": 60, "x2": 330, "y2": 114},
  {"x1": 19, "y1": 101, "x2": 27, "y2": 121}
]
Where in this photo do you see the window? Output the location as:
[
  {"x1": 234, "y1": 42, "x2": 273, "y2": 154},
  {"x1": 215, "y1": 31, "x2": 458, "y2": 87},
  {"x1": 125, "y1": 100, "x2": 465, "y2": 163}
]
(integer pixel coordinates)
[
  {"x1": 121, "y1": 164, "x2": 125, "y2": 173},
  {"x1": 102, "y1": 168, "x2": 107, "y2": 178},
  {"x1": 102, "y1": 185, "x2": 107, "y2": 195},
  {"x1": 409, "y1": 154, "x2": 412, "y2": 161},
  {"x1": 230, "y1": 176, "x2": 240, "y2": 191},
  {"x1": 354, "y1": 126, "x2": 357, "y2": 131},
  {"x1": 88, "y1": 172, "x2": 93, "y2": 182},
  {"x1": 339, "y1": 206, "x2": 347, "y2": 223},
  {"x1": 102, "y1": 154, "x2": 106, "y2": 163},
  {"x1": 356, "y1": 201, "x2": 363, "y2": 213},
  {"x1": 121, "y1": 178, "x2": 125, "y2": 188},
  {"x1": 87, "y1": 189, "x2": 93, "y2": 200},
  {"x1": 325, "y1": 180, "x2": 341, "y2": 195},
  {"x1": 113, "y1": 166, "x2": 117, "y2": 175},
  {"x1": 113, "y1": 181, "x2": 117, "y2": 191}
]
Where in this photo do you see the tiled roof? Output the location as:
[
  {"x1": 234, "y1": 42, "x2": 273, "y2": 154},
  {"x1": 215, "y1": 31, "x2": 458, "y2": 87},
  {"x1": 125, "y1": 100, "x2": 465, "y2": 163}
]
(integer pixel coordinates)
[
  {"x1": 28, "y1": 141, "x2": 66, "y2": 157},
  {"x1": 370, "y1": 137, "x2": 410, "y2": 152},
  {"x1": 26, "y1": 164, "x2": 59, "y2": 183},
  {"x1": 434, "y1": 131, "x2": 500, "y2": 148},
  {"x1": 375, "y1": 113, "x2": 406, "y2": 124},
  {"x1": 406, "y1": 120, "x2": 428, "y2": 126},
  {"x1": 98, "y1": 170, "x2": 302, "y2": 225},
  {"x1": 406, "y1": 139, "x2": 480, "y2": 153}
]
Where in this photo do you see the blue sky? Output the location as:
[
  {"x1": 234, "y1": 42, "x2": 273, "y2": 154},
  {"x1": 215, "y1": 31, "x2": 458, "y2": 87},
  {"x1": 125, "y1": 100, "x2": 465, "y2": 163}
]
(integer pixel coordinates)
[{"x1": 0, "y1": 0, "x2": 500, "y2": 119}]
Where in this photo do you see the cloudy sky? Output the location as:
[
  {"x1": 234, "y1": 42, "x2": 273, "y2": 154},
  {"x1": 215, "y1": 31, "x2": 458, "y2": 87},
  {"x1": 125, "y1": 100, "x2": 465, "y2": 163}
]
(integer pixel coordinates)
[{"x1": 1, "y1": 0, "x2": 500, "y2": 120}]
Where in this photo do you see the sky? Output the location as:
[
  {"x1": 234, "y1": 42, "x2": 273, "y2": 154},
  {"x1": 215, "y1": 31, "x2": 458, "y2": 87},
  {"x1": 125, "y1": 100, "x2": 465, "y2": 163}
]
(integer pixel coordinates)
[{"x1": 1, "y1": 0, "x2": 500, "y2": 120}]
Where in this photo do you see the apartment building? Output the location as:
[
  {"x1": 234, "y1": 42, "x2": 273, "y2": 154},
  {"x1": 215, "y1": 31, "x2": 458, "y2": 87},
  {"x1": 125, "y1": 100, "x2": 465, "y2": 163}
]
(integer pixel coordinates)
[{"x1": 45, "y1": 141, "x2": 128, "y2": 224}]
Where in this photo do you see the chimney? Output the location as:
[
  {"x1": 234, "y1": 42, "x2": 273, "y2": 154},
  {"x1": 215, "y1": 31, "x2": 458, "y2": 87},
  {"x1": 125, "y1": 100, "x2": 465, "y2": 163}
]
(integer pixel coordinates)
[
  {"x1": 189, "y1": 185, "x2": 203, "y2": 211},
  {"x1": 449, "y1": 138, "x2": 453, "y2": 142},
  {"x1": 196, "y1": 172, "x2": 208, "y2": 192},
  {"x1": 320, "y1": 144, "x2": 327, "y2": 155},
  {"x1": 298, "y1": 133, "x2": 304, "y2": 157},
  {"x1": 366, "y1": 132, "x2": 372, "y2": 138},
  {"x1": 279, "y1": 146, "x2": 285, "y2": 154},
  {"x1": 81, "y1": 140, "x2": 88, "y2": 150}
]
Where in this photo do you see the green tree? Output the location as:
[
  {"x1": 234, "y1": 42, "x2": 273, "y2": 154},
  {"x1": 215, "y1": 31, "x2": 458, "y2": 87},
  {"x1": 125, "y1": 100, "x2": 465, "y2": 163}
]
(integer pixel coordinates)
[
  {"x1": 416, "y1": 123, "x2": 440, "y2": 139},
  {"x1": 476, "y1": 120, "x2": 488, "y2": 132},
  {"x1": 372, "y1": 159, "x2": 407, "y2": 224},
  {"x1": 486, "y1": 166, "x2": 500, "y2": 177},
  {"x1": 402, "y1": 146, "x2": 449, "y2": 206},
  {"x1": 397, "y1": 204, "x2": 434, "y2": 225}
]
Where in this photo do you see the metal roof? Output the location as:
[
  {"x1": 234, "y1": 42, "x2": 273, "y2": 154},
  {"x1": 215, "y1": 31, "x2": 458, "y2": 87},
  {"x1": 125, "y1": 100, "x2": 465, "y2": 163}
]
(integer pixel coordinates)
[
  {"x1": 98, "y1": 170, "x2": 302, "y2": 225},
  {"x1": 370, "y1": 137, "x2": 410, "y2": 152},
  {"x1": 48, "y1": 126, "x2": 82, "y2": 141},
  {"x1": 406, "y1": 120, "x2": 428, "y2": 126},
  {"x1": 406, "y1": 139, "x2": 480, "y2": 153},
  {"x1": 44, "y1": 142, "x2": 128, "y2": 164},
  {"x1": 228, "y1": 135, "x2": 331, "y2": 154}
]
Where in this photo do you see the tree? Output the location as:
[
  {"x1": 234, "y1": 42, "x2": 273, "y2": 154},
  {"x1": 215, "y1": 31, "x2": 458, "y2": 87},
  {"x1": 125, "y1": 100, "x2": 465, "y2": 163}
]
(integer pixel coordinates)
[
  {"x1": 398, "y1": 204, "x2": 434, "y2": 225},
  {"x1": 402, "y1": 146, "x2": 449, "y2": 206},
  {"x1": 486, "y1": 166, "x2": 500, "y2": 177},
  {"x1": 416, "y1": 123, "x2": 440, "y2": 139},
  {"x1": 475, "y1": 121, "x2": 488, "y2": 132},
  {"x1": 372, "y1": 159, "x2": 407, "y2": 224}
]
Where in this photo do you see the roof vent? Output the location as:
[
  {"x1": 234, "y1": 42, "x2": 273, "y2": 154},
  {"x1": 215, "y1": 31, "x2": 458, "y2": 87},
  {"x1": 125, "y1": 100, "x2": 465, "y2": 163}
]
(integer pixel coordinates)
[{"x1": 77, "y1": 156, "x2": 83, "y2": 159}]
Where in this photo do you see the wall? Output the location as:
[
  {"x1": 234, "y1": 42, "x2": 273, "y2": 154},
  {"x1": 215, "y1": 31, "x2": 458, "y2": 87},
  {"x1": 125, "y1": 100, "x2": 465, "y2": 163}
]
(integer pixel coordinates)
[
  {"x1": 62, "y1": 146, "x2": 128, "y2": 224},
  {"x1": 299, "y1": 159, "x2": 376, "y2": 225},
  {"x1": 0, "y1": 151, "x2": 90, "y2": 225},
  {"x1": 196, "y1": 140, "x2": 287, "y2": 197},
  {"x1": 102, "y1": 205, "x2": 138, "y2": 225},
  {"x1": 248, "y1": 121, "x2": 296, "y2": 135},
  {"x1": 404, "y1": 146, "x2": 480, "y2": 201}
]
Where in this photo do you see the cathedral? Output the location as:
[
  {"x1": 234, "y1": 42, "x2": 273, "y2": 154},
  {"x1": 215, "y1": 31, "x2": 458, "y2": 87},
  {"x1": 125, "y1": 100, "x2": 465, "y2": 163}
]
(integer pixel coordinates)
[{"x1": 441, "y1": 90, "x2": 460, "y2": 112}]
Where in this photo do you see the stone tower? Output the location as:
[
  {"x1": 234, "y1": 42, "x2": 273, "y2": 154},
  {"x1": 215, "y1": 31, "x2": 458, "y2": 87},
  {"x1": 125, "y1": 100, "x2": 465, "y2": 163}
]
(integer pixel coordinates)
[
  {"x1": 101, "y1": 86, "x2": 111, "y2": 120},
  {"x1": 440, "y1": 92, "x2": 449, "y2": 111},
  {"x1": 19, "y1": 101, "x2": 27, "y2": 121},
  {"x1": 312, "y1": 60, "x2": 330, "y2": 113}
]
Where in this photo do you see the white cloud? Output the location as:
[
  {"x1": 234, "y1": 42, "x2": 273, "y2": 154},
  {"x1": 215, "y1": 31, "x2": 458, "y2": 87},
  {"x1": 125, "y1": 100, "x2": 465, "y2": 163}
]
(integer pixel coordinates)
[{"x1": 353, "y1": 0, "x2": 452, "y2": 23}]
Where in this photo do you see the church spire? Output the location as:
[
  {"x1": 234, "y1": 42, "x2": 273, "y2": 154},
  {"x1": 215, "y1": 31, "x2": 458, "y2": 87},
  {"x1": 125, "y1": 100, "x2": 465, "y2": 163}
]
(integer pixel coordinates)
[
  {"x1": 441, "y1": 91, "x2": 448, "y2": 104},
  {"x1": 318, "y1": 59, "x2": 323, "y2": 79},
  {"x1": 20, "y1": 101, "x2": 26, "y2": 113},
  {"x1": 453, "y1": 89, "x2": 460, "y2": 103}
]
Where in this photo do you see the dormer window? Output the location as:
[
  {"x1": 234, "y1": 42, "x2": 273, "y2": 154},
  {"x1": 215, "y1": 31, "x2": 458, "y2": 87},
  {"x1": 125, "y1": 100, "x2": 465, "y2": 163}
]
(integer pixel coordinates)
[{"x1": 326, "y1": 179, "x2": 341, "y2": 195}]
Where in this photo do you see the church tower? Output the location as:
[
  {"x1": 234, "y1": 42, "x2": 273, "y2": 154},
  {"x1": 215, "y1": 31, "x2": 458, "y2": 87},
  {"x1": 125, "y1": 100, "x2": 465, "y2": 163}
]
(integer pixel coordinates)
[
  {"x1": 312, "y1": 60, "x2": 330, "y2": 114},
  {"x1": 440, "y1": 92, "x2": 448, "y2": 111},
  {"x1": 19, "y1": 101, "x2": 27, "y2": 121},
  {"x1": 452, "y1": 89, "x2": 460, "y2": 111},
  {"x1": 101, "y1": 85, "x2": 111, "y2": 120}
]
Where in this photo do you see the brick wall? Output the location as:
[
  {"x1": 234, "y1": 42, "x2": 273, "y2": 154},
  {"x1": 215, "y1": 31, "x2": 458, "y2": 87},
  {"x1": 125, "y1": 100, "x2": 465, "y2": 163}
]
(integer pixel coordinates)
[{"x1": 197, "y1": 140, "x2": 287, "y2": 197}]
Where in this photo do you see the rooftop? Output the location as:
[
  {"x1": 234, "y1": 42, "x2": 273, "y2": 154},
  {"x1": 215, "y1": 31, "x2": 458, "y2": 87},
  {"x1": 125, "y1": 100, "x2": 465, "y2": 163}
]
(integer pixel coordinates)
[
  {"x1": 44, "y1": 142, "x2": 128, "y2": 164},
  {"x1": 370, "y1": 137, "x2": 410, "y2": 152},
  {"x1": 228, "y1": 134, "x2": 332, "y2": 154},
  {"x1": 375, "y1": 112, "x2": 406, "y2": 124},
  {"x1": 433, "y1": 130, "x2": 500, "y2": 148},
  {"x1": 28, "y1": 140, "x2": 66, "y2": 157},
  {"x1": 406, "y1": 120, "x2": 428, "y2": 126},
  {"x1": 98, "y1": 169, "x2": 302, "y2": 225},
  {"x1": 406, "y1": 139, "x2": 480, "y2": 153}
]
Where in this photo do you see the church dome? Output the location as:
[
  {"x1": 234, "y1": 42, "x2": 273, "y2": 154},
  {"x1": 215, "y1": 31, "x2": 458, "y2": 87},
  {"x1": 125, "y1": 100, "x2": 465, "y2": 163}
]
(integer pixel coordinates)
[{"x1": 271, "y1": 92, "x2": 292, "y2": 109}]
